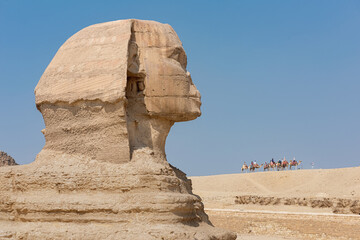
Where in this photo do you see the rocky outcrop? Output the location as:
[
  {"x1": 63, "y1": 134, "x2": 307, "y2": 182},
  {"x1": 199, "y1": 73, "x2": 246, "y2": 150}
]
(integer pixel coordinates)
[
  {"x1": 235, "y1": 195, "x2": 360, "y2": 215},
  {"x1": 0, "y1": 151, "x2": 17, "y2": 167},
  {"x1": 0, "y1": 19, "x2": 236, "y2": 239}
]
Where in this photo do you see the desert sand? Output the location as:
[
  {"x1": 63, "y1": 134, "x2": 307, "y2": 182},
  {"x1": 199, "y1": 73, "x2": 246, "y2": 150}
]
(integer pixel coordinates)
[{"x1": 191, "y1": 167, "x2": 360, "y2": 239}]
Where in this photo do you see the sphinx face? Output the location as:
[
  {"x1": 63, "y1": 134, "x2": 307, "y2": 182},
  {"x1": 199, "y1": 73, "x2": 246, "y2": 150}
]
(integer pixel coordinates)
[{"x1": 132, "y1": 21, "x2": 201, "y2": 122}]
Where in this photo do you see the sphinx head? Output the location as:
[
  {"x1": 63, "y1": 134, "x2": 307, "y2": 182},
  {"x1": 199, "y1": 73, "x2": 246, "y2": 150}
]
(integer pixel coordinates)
[{"x1": 35, "y1": 19, "x2": 201, "y2": 164}]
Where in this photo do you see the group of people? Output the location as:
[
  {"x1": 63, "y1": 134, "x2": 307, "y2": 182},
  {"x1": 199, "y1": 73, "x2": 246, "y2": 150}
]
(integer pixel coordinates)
[
  {"x1": 244, "y1": 158, "x2": 301, "y2": 172},
  {"x1": 248, "y1": 158, "x2": 277, "y2": 168}
]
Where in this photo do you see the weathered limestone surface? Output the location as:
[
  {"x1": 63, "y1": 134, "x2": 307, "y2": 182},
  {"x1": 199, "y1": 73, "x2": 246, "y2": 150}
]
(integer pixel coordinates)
[
  {"x1": 0, "y1": 19, "x2": 236, "y2": 239},
  {"x1": 0, "y1": 151, "x2": 17, "y2": 167}
]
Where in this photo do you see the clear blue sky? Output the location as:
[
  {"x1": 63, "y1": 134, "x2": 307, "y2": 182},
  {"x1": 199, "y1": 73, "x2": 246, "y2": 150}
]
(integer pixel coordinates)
[{"x1": 1, "y1": 0, "x2": 359, "y2": 176}]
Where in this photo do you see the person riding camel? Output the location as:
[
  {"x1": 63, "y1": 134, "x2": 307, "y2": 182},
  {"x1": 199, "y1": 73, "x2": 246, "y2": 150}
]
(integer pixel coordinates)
[
  {"x1": 271, "y1": 158, "x2": 275, "y2": 165},
  {"x1": 253, "y1": 160, "x2": 257, "y2": 167}
]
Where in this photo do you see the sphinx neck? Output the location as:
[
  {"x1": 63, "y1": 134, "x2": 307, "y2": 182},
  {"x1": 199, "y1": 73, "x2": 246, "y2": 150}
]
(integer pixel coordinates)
[{"x1": 126, "y1": 115, "x2": 174, "y2": 162}]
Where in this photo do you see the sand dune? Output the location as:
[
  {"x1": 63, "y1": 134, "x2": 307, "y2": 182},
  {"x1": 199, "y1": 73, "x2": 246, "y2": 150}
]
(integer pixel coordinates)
[
  {"x1": 191, "y1": 167, "x2": 360, "y2": 199},
  {"x1": 190, "y1": 167, "x2": 360, "y2": 212},
  {"x1": 190, "y1": 167, "x2": 360, "y2": 239}
]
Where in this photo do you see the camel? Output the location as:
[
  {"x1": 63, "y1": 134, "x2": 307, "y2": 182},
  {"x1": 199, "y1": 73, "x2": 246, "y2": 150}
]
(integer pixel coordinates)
[
  {"x1": 241, "y1": 163, "x2": 248, "y2": 173},
  {"x1": 263, "y1": 163, "x2": 269, "y2": 171},
  {"x1": 289, "y1": 160, "x2": 302, "y2": 170},
  {"x1": 282, "y1": 160, "x2": 289, "y2": 170},
  {"x1": 269, "y1": 162, "x2": 277, "y2": 171},
  {"x1": 250, "y1": 164, "x2": 263, "y2": 172},
  {"x1": 276, "y1": 161, "x2": 288, "y2": 171}
]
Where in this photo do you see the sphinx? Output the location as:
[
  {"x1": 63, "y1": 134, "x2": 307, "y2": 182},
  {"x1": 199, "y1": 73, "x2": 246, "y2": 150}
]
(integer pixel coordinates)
[
  {"x1": 34, "y1": 19, "x2": 201, "y2": 165},
  {"x1": 0, "y1": 19, "x2": 236, "y2": 240}
]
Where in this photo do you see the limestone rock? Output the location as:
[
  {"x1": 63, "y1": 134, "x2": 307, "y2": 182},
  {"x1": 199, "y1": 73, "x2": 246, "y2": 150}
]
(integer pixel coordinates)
[
  {"x1": 0, "y1": 151, "x2": 17, "y2": 167},
  {"x1": 0, "y1": 19, "x2": 236, "y2": 239}
]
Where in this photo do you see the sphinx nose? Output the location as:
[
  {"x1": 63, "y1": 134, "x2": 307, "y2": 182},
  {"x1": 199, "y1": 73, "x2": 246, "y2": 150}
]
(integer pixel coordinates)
[{"x1": 187, "y1": 72, "x2": 201, "y2": 98}]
